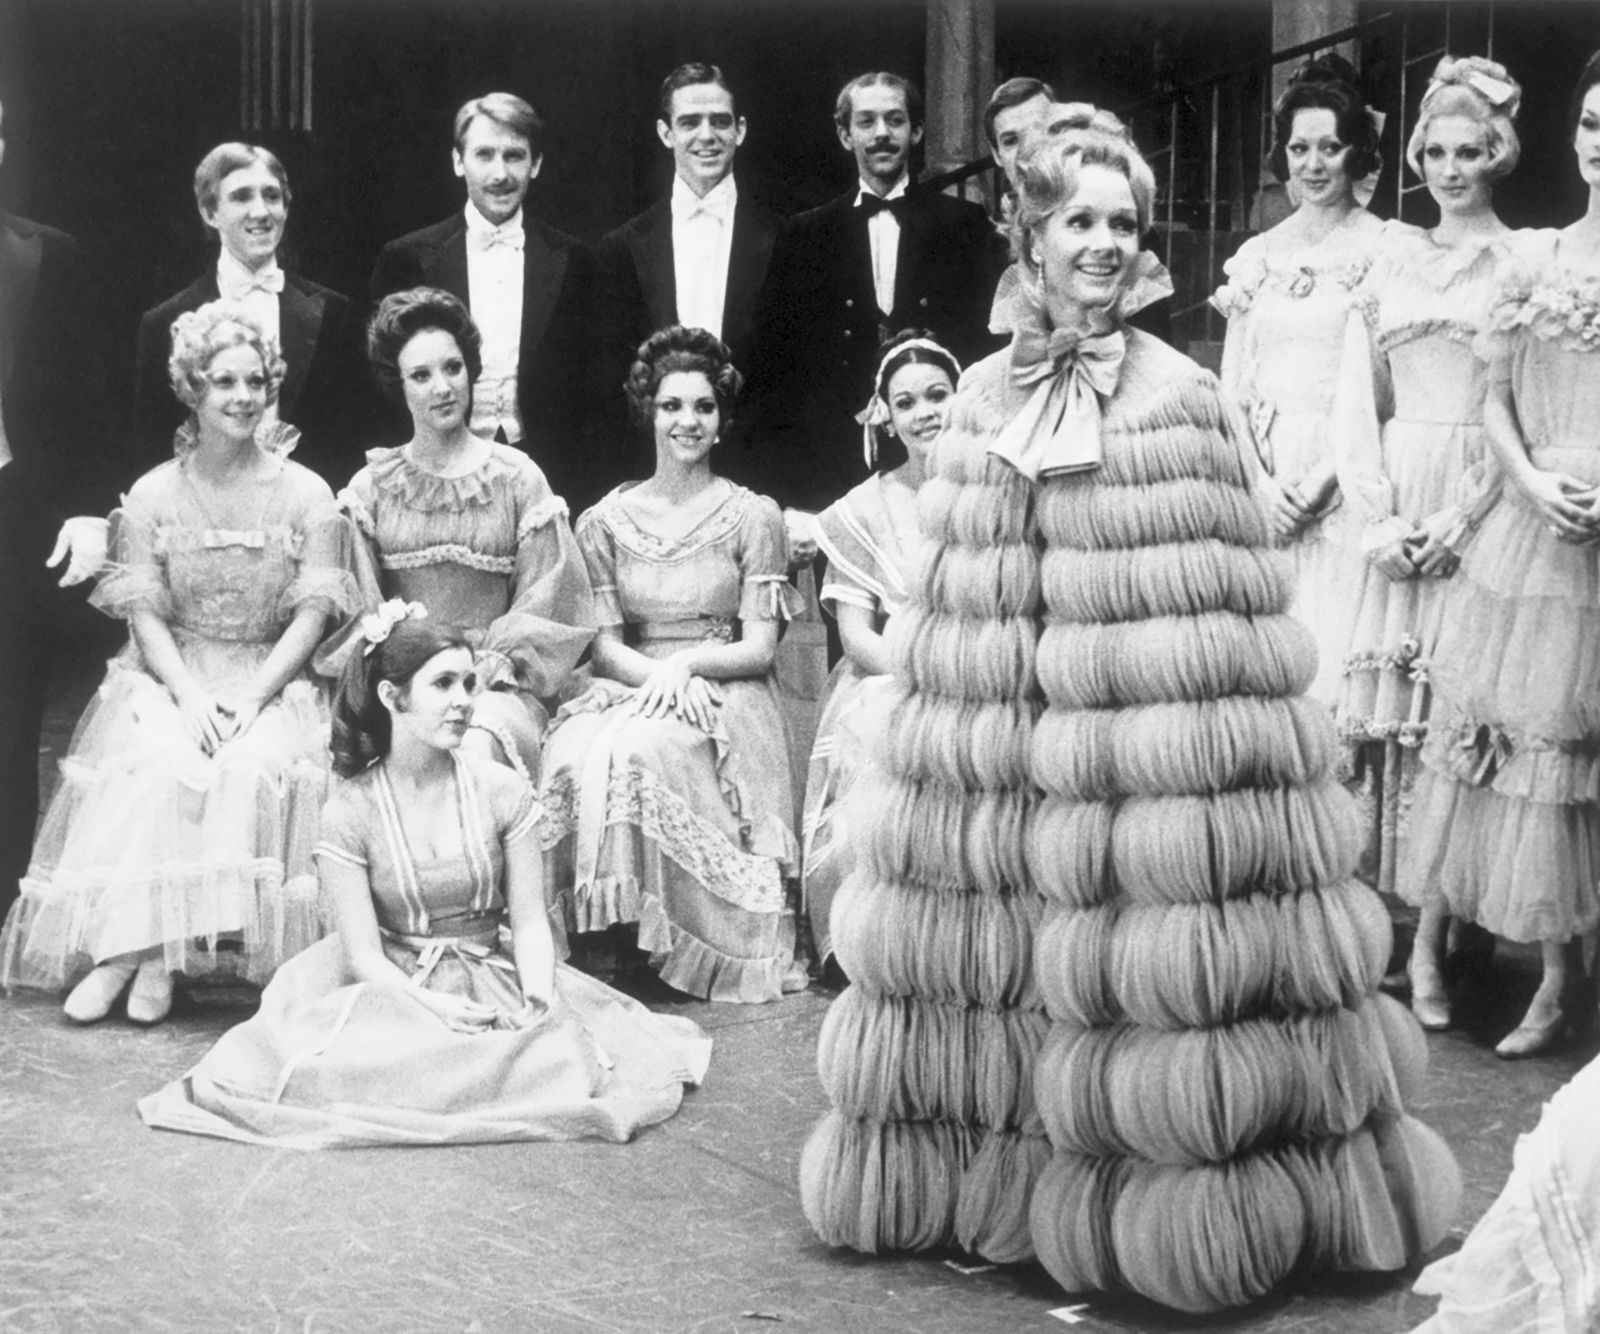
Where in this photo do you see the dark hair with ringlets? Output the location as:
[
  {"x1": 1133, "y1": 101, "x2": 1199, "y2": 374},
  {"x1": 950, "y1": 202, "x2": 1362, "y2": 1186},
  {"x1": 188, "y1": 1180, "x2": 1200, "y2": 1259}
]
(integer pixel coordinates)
[
  {"x1": 1269, "y1": 56, "x2": 1382, "y2": 183},
  {"x1": 367, "y1": 287, "x2": 484, "y2": 400},
  {"x1": 624, "y1": 325, "x2": 743, "y2": 434},
  {"x1": 330, "y1": 620, "x2": 474, "y2": 778}
]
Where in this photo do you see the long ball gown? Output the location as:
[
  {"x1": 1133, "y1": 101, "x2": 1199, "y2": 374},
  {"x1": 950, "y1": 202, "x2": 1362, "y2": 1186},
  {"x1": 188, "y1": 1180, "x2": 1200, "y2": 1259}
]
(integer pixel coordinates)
[
  {"x1": 335, "y1": 443, "x2": 597, "y2": 771},
  {"x1": 1331, "y1": 224, "x2": 1508, "y2": 898},
  {"x1": 800, "y1": 470, "x2": 926, "y2": 966},
  {"x1": 1214, "y1": 210, "x2": 1383, "y2": 707},
  {"x1": 1400, "y1": 230, "x2": 1600, "y2": 944},
  {"x1": 139, "y1": 752, "x2": 711, "y2": 1147},
  {"x1": 538, "y1": 483, "x2": 802, "y2": 1003},
  {"x1": 0, "y1": 453, "x2": 358, "y2": 989},
  {"x1": 800, "y1": 305, "x2": 1460, "y2": 1314}
]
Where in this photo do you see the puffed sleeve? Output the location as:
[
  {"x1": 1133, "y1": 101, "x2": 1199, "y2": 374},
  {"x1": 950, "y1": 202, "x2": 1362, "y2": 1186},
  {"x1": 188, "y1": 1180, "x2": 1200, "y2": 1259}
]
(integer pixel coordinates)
[
  {"x1": 90, "y1": 479, "x2": 169, "y2": 622},
  {"x1": 1330, "y1": 304, "x2": 1409, "y2": 555},
  {"x1": 816, "y1": 491, "x2": 886, "y2": 619},
  {"x1": 276, "y1": 466, "x2": 365, "y2": 622},
  {"x1": 313, "y1": 465, "x2": 388, "y2": 681},
  {"x1": 477, "y1": 459, "x2": 599, "y2": 700},
  {"x1": 574, "y1": 502, "x2": 624, "y2": 627},
  {"x1": 313, "y1": 781, "x2": 370, "y2": 871},
  {"x1": 1212, "y1": 238, "x2": 1265, "y2": 403},
  {"x1": 736, "y1": 490, "x2": 806, "y2": 624}
]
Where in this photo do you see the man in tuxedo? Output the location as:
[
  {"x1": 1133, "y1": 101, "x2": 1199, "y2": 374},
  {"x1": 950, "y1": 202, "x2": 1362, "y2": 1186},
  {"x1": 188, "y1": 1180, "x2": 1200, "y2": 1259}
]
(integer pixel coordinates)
[
  {"x1": 0, "y1": 96, "x2": 116, "y2": 920},
  {"x1": 745, "y1": 71, "x2": 998, "y2": 521},
  {"x1": 370, "y1": 93, "x2": 596, "y2": 510},
  {"x1": 593, "y1": 63, "x2": 782, "y2": 455},
  {"x1": 133, "y1": 142, "x2": 365, "y2": 485}
]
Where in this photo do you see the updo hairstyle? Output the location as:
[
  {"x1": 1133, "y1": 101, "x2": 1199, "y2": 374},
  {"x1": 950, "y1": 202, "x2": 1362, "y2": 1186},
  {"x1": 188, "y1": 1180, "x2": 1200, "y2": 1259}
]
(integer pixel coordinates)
[
  {"x1": 624, "y1": 325, "x2": 744, "y2": 433},
  {"x1": 1568, "y1": 48, "x2": 1600, "y2": 136},
  {"x1": 330, "y1": 619, "x2": 474, "y2": 778},
  {"x1": 1405, "y1": 55, "x2": 1521, "y2": 181},
  {"x1": 1270, "y1": 56, "x2": 1382, "y2": 183},
  {"x1": 1006, "y1": 109, "x2": 1157, "y2": 270},
  {"x1": 866, "y1": 328, "x2": 961, "y2": 472},
  {"x1": 367, "y1": 287, "x2": 484, "y2": 399},
  {"x1": 168, "y1": 301, "x2": 286, "y2": 410}
]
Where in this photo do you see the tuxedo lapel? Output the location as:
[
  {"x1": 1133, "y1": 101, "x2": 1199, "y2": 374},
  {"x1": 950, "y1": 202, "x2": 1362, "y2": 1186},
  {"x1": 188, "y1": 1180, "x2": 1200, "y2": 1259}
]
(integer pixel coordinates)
[
  {"x1": 637, "y1": 200, "x2": 676, "y2": 331},
  {"x1": 836, "y1": 195, "x2": 876, "y2": 310},
  {"x1": 277, "y1": 277, "x2": 326, "y2": 417},
  {"x1": 0, "y1": 217, "x2": 42, "y2": 394},
  {"x1": 889, "y1": 191, "x2": 930, "y2": 321},
  {"x1": 724, "y1": 193, "x2": 777, "y2": 352},
  {"x1": 436, "y1": 219, "x2": 471, "y2": 302},
  {"x1": 519, "y1": 224, "x2": 567, "y2": 365}
]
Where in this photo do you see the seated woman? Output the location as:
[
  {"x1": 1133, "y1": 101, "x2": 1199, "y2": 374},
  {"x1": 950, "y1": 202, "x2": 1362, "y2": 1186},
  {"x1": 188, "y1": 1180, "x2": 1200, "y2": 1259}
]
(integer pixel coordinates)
[
  {"x1": 801, "y1": 329, "x2": 959, "y2": 973},
  {"x1": 0, "y1": 302, "x2": 357, "y2": 1024},
  {"x1": 139, "y1": 612, "x2": 710, "y2": 1147},
  {"x1": 540, "y1": 326, "x2": 802, "y2": 1004},
  {"x1": 335, "y1": 288, "x2": 596, "y2": 775}
]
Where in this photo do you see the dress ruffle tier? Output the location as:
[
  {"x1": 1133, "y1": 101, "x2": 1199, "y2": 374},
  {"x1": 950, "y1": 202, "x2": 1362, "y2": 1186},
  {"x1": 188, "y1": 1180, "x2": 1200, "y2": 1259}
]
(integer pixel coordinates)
[{"x1": 803, "y1": 328, "x2": 1460, "y2": 1316}]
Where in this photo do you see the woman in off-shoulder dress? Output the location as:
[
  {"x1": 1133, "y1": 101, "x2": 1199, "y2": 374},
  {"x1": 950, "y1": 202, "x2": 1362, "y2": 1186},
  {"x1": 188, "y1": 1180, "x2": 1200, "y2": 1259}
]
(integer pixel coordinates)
[
  {"x1": 0, "y1": 303, "x2": 358, "y2": 1024},
  {"x1": 539, "y1": 327, "x2": 801, "y2": 1005}
]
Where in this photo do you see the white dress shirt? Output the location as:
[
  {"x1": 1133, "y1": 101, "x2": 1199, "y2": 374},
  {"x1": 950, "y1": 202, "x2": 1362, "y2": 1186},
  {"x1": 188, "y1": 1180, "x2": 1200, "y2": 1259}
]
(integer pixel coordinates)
[
  {"x1": 856, "y1": 175, "x2": 908, "y2": 317},
  {"x1": 0, "y1": 375, "x2": 10, "y2": 468},
  {"x1": 216, "y1": 250, "x2": 285, "y2": 436},
  {"x1": 671, "y1": 173, "x2": 737, "y2": 341},
  {"x1": 463, "y1": 202, "x2": 526, "y2": 443}
]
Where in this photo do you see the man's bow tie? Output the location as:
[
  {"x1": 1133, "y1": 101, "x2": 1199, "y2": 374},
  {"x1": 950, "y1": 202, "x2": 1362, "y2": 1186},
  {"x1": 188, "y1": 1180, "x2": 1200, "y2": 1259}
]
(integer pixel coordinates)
[
  {"x1": 220, "y1": 268, "x2": 285, "y2": 299},
  {"x1": 471, "y1": 226, "x2": 525, "y2": 252},
  {"x1": 858, "y1": 193, "x2": 908, "y2": 219}
]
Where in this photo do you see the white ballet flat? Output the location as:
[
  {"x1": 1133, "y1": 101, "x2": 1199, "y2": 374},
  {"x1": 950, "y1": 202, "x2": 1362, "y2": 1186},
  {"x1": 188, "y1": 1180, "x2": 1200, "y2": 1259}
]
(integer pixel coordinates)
[
  {"x1": 125, "y1": 958, "x2": 174, "y2": 1026},
  {"x1": 63, "y1": 960, "x2": 138, "y2": 1024}
]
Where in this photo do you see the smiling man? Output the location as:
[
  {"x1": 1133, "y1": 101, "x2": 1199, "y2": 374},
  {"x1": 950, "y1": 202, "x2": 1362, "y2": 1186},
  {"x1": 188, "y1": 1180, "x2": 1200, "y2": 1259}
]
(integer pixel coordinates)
[
  {"x1": 743, "y1": 72, "x2": 996, "y2": 518},
  {"x1": 132, "y1": 143, "x2": 364, "y2": 483},
  {"x1": 370, "y1": 93, "x2": 596, "y2": 509},
  {"x1": 593, "y1": 63, "x2": 782, "y2": 455}
]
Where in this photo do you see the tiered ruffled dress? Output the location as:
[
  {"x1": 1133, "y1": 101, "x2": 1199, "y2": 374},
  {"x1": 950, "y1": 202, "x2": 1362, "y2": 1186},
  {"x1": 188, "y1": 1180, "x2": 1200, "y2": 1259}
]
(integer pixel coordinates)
[
  {"x1": 1408, "y1": 1052, "x2": 1600, "y2": 1332},
  {"x1": 1214, "y1": 212, "x2": 1382, "y2": 706},
  {"x1": 1330, "y1": 225, "x2": 1509, "y2": 898},
  {"x1": 800, "y1": 471, "x2": 926, "y2": 966},
  {"x1": 336, "y1": 444, "x2": 597, "y2": 773},
  {"x1": 539, "y1": 483, "x2": 802, "y2": 1003},
  {"x1": 0, "y1": 458, "x2": 357, "y2": 989},
  {"x1": 801, "y1": 322, "x2": 1460, "y2": 1314},
  {"x1": 1400, "y1": 230, "x2": 1600, "y2": 944},
  {"x1": 139, "y1": 752, "x2": 711, "y2": 1147}
]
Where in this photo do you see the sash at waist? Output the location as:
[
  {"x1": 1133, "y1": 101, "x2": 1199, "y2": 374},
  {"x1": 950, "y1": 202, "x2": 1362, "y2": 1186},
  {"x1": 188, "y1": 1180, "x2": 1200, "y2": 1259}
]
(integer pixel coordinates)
[{"x1": 631, "y1": 616, "x2": 735, "y2": 646}]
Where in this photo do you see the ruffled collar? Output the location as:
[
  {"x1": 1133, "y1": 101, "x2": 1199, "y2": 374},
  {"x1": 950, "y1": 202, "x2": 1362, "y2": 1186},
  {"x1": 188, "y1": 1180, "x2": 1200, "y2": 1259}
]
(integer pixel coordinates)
[
  {"x1": 172, "y1": 417, "x2": 300, "y2": 460},
  {"x1": 362, "y1": 442, "x2": 524, "y2": 513},
  {"x1": 990, "y1": 250, "x2": 1173, "y2": 336},
  {"x1": 1377, "y1": 222, "x2": 1511, "y2": 291}
]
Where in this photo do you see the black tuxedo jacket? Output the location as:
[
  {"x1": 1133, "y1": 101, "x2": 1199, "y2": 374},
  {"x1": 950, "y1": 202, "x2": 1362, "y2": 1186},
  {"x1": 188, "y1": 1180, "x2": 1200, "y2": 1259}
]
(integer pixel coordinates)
[
  {"x1": 133, "y1": 270, "x2": 366, "y2": 486},
  {"x1": 0, "y1": 210, "x2": 111, "y2": 520},
  {"x1": 742, "y1": 186, "x2": 1002, "y2": 512},
  {"x1": 370, "y1": 212, "x2": 596, "y2": 511}
]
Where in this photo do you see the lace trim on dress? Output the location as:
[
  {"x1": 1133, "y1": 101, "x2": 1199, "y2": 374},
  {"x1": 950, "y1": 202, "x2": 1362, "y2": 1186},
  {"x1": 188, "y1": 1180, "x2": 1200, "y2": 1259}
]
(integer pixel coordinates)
[
  {"x1": 152, "y1": 523, "x2": 307, "y2": 558},
  {"x1": 514, "y1": 498, "x2": 570, "y2": 544},
  {"x1": 1211, "y1": 234, "x2": 1373, "y2": 318},
  {"x1": 379, "y1": 544, "x2": 517, "y2": 575},
  {"x1": 594, "y1": 483, "x2": 750, "y2": 561},
  {"x1": 1478, "y1": 229, "x2": 1600, "y2": 356},
  {"x1": 1374, "y1": 318, "x2": 1479, "y2": 353},
  {"x1": 360, "y1": 444, "x2": 547, "y2": 514}
]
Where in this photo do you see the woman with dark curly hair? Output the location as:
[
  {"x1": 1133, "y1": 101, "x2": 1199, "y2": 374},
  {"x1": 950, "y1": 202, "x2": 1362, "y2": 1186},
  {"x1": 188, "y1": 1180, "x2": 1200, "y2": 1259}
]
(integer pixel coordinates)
[
  {"x1": 1214, "y1": 57, "x2": 1386, "y2": 708},
  {"x1": 332, "y1": 287, "x2": 596, "y2": 776},
  {"x1": 139, "y1": 611, "x2": 710, "y2": 1146},
  {"x1": 0, "y1": 302, "x2": 359, "y2": 1025},
  {"x1": 539, "y1": 325, "x2": 802, "y2": 1003}
]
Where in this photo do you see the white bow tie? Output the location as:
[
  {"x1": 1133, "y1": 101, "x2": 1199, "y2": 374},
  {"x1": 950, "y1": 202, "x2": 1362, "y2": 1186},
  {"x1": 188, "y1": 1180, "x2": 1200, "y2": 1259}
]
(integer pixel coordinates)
[
  {"x1": 220, "y1": 268, "x2": 285, "y2": 300},
  {"x1": 470, "y1": 225, "x2": 524, "y2": 252}
]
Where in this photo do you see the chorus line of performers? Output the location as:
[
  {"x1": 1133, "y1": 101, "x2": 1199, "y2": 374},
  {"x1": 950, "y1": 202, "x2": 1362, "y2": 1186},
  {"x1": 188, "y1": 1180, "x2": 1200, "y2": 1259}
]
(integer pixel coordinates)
[{"x1": 2, "y1": 47, "x2": 1599, "y2": 1330}]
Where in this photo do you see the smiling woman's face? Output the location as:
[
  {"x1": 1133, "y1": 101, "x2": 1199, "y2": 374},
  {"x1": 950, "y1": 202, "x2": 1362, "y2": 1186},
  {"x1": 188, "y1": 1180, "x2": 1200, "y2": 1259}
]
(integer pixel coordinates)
[{"x1": 1033, "y1": 163, "x2": 1140, "y2": 320}]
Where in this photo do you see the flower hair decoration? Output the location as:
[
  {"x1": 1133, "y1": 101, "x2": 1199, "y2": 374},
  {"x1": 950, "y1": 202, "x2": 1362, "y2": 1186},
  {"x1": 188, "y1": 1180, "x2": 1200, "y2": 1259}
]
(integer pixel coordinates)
[
  {"x1": 852, "y1": 338, "x2": 962, "y2": 469},
  {"x1": 360, "y1": 599, "x2": 428, "y2": 655}
]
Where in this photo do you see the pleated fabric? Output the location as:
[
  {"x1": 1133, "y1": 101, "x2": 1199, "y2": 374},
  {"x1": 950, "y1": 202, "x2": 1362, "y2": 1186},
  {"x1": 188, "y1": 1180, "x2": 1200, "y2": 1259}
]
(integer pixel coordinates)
[{"x1": 800, "y1": 329, "x2": 1461, "y2": 1315}]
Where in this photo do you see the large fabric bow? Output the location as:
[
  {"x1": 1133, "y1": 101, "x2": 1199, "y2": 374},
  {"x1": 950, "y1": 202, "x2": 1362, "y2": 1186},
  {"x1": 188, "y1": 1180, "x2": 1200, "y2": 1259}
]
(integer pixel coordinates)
[
  {"x1": 218, "y1": 267, "x2": 285, "y2": 300},
  {"x1": 986, "y1": 325, "x2": 1126, "y2": 481}
]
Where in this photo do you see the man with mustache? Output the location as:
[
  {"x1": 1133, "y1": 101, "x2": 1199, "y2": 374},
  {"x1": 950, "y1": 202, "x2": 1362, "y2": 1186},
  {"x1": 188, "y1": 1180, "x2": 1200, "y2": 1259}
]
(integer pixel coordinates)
[
  {"x1": 593, "y1": 63, "x2": 782, "y2": 452},
  {"x1": 370, "y1": 93, "x2": 597, "y2": 510},
  {"x1": 743, "y1": 71, "x2": 997, "y2": 529}
]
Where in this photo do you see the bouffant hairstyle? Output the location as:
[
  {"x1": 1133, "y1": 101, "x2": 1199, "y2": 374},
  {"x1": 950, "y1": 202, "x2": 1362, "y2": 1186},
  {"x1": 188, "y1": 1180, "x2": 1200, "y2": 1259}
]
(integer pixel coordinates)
[
  {"x1": 1006, "y1": 110, "x2": 1157, "y2": 269},
  {"x1": 624, "y1": 325, "x2": 743, "y2": 433},
  {"x1": 834, "y1": 72, "x2": 924, "y2": 132},
  {"x1": 1569, "y1": 49, "x2": 1600, "y2": 137},
  {"x1": 193, "y1": 142, "x2": 292, "y2": 220},
  {"x1": 366, "y1": 287, "x2": 484, "y2": 399},
  {"x1": 167, "y1": 301, "x2": 286, "y2": 411},
  {"x1": 659, "y1": 62, "x2": 736, "y2": 121},
  {"x1": 453, "y1": 92, "x2": 543, "y2": 158},
  {"x1": 1406, "y1": 55, "x2": 1521, "y2": 182},
  {"x1": 1270, "y1": 57, "x2": 1382, "y2": 183},
  {"x1": 330, "y1": 619, "x2": 474, "y2": 778}
]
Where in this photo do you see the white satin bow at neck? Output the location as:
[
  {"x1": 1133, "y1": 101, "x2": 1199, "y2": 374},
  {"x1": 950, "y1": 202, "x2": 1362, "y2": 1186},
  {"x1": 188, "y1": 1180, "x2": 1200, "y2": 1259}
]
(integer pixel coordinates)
[{"x1": 987, "y1": 324, "x2": 1126, "y2": 481}]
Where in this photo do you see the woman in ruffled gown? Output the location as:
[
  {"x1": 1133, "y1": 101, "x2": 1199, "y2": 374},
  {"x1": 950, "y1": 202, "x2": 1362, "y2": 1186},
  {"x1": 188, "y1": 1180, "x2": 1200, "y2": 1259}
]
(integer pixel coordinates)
[
  {"x1": 1214, "y1": 57, "x2": 1385, "y2": 707},
  {"x1": 139, "y1": 614, "x2": 710, "y2": 1147},
  {"x1": 1398, "y1": 54, "x2": 1600, "y2": 1060},
  {"x1": 540, "y1": 326, "x2": 801, "y2": 1004},
  {"x1": 334, "y1": 288, "x2": 596, "y2": 777},
  {"x1": 0, "y1": 303, "x2": 358, "y2": 1024},
  {"x1": 801, "y1": 112, "x2": 1458, "y2": 1315},
  {"x1": 1329, "y1": 57, "x2": 1520, "y2": 1021},
  {"x1": 800, "y1": 330, "x2": 956, "y2": 972}
]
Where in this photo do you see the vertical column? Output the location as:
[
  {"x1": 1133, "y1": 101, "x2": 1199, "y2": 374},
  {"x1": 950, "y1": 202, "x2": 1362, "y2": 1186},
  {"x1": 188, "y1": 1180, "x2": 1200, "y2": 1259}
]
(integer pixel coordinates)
[{"x1": 924, "y1": 0, "x2": 995, "y2": 202}]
